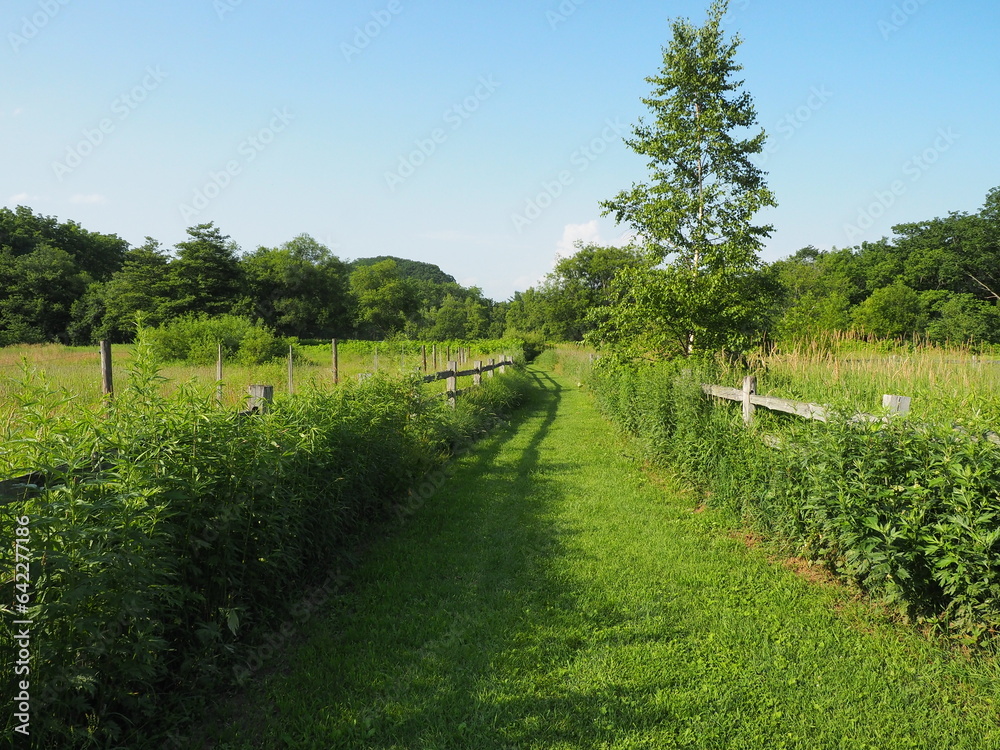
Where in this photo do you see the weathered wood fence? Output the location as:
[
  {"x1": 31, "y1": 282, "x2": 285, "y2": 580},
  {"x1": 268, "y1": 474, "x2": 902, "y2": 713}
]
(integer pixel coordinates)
[
  {"x1": 702, "y1": 375, "x2": 911, "y2": 426},
  {"x1": 420, "y1": 356, "x2": 514, "y2": 408},
  {"x1": 0, "y1": 349, "x2": 517, "y2": 501}
]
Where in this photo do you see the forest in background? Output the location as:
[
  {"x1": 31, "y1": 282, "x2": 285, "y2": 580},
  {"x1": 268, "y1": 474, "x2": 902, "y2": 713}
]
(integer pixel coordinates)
[
  {"x1": 0, "y1": 208, "x2": 503, "y2": 346},
  {"x1": 4, "y1": 186, "x2": 998, "y2": 352}
]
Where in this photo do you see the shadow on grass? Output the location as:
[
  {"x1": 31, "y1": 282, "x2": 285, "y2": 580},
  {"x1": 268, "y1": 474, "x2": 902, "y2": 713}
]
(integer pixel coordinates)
[{"x1": 219, "y1": 365, "x2": 631, "y2": 747}]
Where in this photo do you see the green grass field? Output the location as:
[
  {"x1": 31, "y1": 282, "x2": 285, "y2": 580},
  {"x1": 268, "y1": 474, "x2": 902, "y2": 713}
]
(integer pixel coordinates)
[
  {"x1": 0, "y1": 341, "x2": 517, "y2": 460},
  {"x1": 743, "y1": 337, "x2": 1000, "y2": 423},
  {"x1": 202, "y1": 362, "x2": 1000, "y2": 749}
]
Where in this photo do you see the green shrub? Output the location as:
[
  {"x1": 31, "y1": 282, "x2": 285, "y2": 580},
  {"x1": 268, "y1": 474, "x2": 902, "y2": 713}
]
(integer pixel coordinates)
[
  {"x1": 0, "y1": 334, "x2": 531, "y2": 747},
  {"x1": 145, "y1": 314, "x2": 289, "y2": 365},
  {"x1": 588, "y1": 356, "x2": 1000, "y2": 644}
]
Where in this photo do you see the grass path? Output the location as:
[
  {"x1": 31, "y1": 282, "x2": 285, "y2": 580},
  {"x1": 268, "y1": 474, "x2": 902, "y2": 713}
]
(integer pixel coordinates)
[{"x1": 214, "y1": 365, "x2": 1000, "y2": 749}]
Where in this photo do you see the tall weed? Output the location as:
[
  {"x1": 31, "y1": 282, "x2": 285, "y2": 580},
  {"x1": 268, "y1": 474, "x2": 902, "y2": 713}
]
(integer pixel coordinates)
[
  {"x1": 587, "y1": 354, "x2": 1000, "y2": 645},
  {"x1": 0, "y1": 334, "x2": 531, "y2": 747}
]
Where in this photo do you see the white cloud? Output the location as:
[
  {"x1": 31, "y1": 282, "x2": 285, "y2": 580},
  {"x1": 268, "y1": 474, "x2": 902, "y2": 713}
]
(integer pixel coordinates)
[
  {"x1": 70, "y1": 193, "x2": 107, "y2": 205},
  {"x1": 13, "y1": 108, "x2": 23, "y2": 116},
  {"x1": 8, "y1": 193, "x2": 31, "y2": 204},
  {"x1": 555, "y1": 220, "x2": 603, "y2": 259}
]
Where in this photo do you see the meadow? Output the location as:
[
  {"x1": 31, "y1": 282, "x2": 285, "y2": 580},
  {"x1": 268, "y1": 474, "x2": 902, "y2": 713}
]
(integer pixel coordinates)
[
  {"x1": 746, "y1": 335, "x2": 1000, "y2": 423},
  {"x1": 0, "y1": 338, "x2": 520, "y2": 409}
]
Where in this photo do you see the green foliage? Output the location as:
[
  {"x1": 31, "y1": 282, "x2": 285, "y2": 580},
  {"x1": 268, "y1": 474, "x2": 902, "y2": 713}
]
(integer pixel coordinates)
[
  {"x1": 589, "y1": 357, "x2": 1000, "y2": 644},
  {"x1": 0, "y1": 334, "x2": 531, "y2": 747},
  {"x1": 145, "y1": 315, "x2": 289, "y2": 365},
  {"x1": 349, "y1": 259, "x2": 421, "y2": 338},
  {"x1": 770, "y1": 186, "x2": 1000, "y2": 346},
  {"x1": 167, "y1": 223, "x2": 243, "y2": 317},
  {"x1": 0, "y1": 204, "x2": 128, "y2": 281},
  {"x1": 924, "y1": 292, "x2": 1000, "y2": 345},
  {"x1": 505, "y1": 243, "x2": 644, "y2": 342},
  {"x1": 598, "y1": 0, "x2": 776, "y2": 358},
  {"x1": 349, "y1": 255, "x2": 457, "y2": 285},
  {"x1": 852, "y1": 281, "x2": 925, "y2": 338},
  {"x1": 240, "y1": 235, "x2": 351, "y2": 339},
  {"x1": 0, "y1": 244, "x2": 91, "y2": 345}
]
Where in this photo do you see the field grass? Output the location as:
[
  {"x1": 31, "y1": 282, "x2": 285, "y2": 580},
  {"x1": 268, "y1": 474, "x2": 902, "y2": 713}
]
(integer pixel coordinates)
[
  {"x1": 741, "y1": 337, "x2": 1000, "y2": 422},
  {"x1": 203, "y1": 362, "x2": 1000, "y2": 749},
  {"x1": 0, "y1": 341, "x2": 519, "y2": 456}
]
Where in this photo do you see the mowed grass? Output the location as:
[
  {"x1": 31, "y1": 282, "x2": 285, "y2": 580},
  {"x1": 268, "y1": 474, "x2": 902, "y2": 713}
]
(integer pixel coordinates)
[{"x1": 207, "y1": 365, "x2": 1000, "y2": 749}]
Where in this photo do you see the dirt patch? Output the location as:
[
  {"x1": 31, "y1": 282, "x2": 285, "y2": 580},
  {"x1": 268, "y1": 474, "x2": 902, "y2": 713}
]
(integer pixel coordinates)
[
  {"x1": 778, "y1": 555, "x2": 840, "y2": 586},
  {"x1": 729, "y1": 529, "x2": 762, "y2": 548}
]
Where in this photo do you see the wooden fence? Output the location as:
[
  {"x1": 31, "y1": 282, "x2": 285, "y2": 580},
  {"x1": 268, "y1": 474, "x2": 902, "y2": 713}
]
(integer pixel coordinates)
[
  {"x1": 702, "y1": 375, "x2": 911, "y2": 426},
  {"x1": 420, "y1": 357, "x2": 514, "y2": 408},
  {"x1": 0, "y1": 350, "x2": 517, "y2": 502}
]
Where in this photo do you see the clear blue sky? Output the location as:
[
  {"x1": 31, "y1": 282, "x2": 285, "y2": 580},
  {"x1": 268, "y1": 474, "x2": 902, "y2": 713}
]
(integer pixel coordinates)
[{"x1": 4, "y1": 0, "x2": 998, "y2": 301}]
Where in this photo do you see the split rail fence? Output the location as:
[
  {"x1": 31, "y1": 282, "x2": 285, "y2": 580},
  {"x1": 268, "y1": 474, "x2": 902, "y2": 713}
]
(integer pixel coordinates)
[
  {"x1": 702, "y1": 375, "x2": 911, "y2": 426},
  {"x1": 705, "y1": 376, "x2": 1000, "y2": 448},
  {"x1": 0, "y1": 341, "x2": 517, "y2": 502}
]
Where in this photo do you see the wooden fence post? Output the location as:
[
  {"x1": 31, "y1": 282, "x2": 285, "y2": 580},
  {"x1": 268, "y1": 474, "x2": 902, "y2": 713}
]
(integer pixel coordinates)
[
  {"x1": 374, "y1": 346, "x2": 379, "y2": 372},
  {"x1": 100, "y1": 340, "x2": 113, "y2": 398},
  {"x1": 248, "y1": 385, "x2": 274, "y2": 414},
  {"x1": 488, "y1": 358, "x2": 495, "y2": 379},
  {"x1": 474, "y1": 361, "x2": 482, "y2": 387},
  {"x1": 332, "y1": 338, "x2": 339, "y2": 385},
  {"x1": 883, "y1": 394, "x2": 911, "y2": 415},
  {"x1": 433, "y1": 344, "x2": 438, "y2": 371},
  {"x1": 447, "y1": 361, "x2": 458, "y2": 409},
  {"x1": 742, "y1": 375, "x2": 757, "y2": 425},
  {"x1": 422, "y1": 345, "x2": 427, "y2": 373},
  {"x1": 499, "y1": 355, "x2": 507, "y2": 374}
]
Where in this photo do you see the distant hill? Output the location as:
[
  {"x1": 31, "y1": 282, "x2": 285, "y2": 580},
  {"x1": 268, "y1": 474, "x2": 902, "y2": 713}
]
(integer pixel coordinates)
[{"x1": 349, "y1": 256, "x2": 457, "y2": 285}]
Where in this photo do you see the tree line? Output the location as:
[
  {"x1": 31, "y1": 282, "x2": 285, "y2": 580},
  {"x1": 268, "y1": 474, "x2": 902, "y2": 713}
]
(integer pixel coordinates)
[
  {"x1": 0, "y1": 208, "x2": 508, "y2": 346},
  {"x1": 510, "y1": 0, "x2": 1000, "y2": 360},
  {"x1": 507, "y1": 185, "x2": 1000, "y2": 353}
]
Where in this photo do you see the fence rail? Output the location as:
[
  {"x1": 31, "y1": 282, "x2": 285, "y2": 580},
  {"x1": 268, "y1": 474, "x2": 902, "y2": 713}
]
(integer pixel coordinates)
[
  {"x1": 0, "y1": 352, "x2": 517, "y2": 502},
  {"x1": 702, "y1": 376, "x2": 911, "y2": 426}
]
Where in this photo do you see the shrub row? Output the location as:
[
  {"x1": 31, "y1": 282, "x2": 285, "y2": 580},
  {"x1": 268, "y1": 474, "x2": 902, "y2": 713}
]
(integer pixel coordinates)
[
  {"x1": 589, "y1": 357, "x2": 1000, "y2": 644},
  {"x1": 0, "y1": 336, "x2": 532, "y2": 747}
]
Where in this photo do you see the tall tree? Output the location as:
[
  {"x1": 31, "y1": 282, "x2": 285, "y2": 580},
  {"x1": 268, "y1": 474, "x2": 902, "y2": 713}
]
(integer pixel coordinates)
[
  {"x1": 168, "y1": 223, "x2": 243, "y2": 317},
  {"x1": 348, "y1": 259, "x2": 419, "y2": 338},
  {"x1": 241, "y1": 234, "x2": 351, "y2": 338},
  {"x1": 0, "y1": 244, "x2": 90, "y2": 344},
  {"x1": 597, "y1": 0, "x2": 776, "y2": 359}
]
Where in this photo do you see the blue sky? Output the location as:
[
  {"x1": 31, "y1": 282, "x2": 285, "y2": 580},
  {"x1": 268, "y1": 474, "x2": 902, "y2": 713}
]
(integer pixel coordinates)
[{"x1": 3, "y1": 0, "x2": 999, "y2": 301}]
